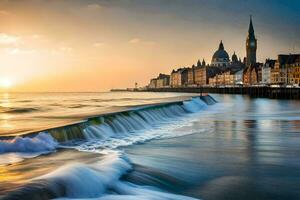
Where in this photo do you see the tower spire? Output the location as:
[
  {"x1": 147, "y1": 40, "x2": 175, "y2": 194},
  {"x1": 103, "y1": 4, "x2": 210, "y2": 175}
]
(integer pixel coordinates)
[{"x1": 248, "y1": 15, "x2": 255, "y2": 38}]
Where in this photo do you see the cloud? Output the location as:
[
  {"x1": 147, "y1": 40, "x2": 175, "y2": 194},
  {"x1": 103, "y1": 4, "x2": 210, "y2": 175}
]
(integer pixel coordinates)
[
  {"x1": 0, "y1": 34, "x2": 20, "y2": 45},
  {"x1": 86, "y1": 4, "x2": 102, "y2": 11}
]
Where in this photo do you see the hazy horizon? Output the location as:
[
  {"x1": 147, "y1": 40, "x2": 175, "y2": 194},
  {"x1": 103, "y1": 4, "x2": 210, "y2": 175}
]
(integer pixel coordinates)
[{"x1": 0, "y1": 0, "x2": 300, "y2": 92}]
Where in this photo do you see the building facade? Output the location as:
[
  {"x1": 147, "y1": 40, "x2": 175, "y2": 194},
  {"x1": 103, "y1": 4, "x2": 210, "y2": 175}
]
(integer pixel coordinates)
[
  {"x1": 170, "y1": 70, "x2": 180, "y2": 87},
  {"x1": 149, "y1": 78, "x2": 157, "y2": 89},
  {"x1": 170, "y1": 68, "x2": 188, "y2": 87},
  {"x1": 209, "y1": 68, "x2": 243, "y2": 86},
  {"x1": 234, "y1": 69, "x2": 244, "y2": 84},
  {"x1": 187, "y1": 66, "x2": 195, "y2": 85},
  {"x1": 194, "y1": 66, "x2": 207, "y2": 85},
  {"x1": 271, "y1": 54, "x2": 300, "y2": 85},
  {"x1": 243, "y1": 64, "x2": 262, "y2": 86},
  {"x1": 287, "y1": 62, "x2": 300, "y2": 85},
  {"x1": 262, "y1": 59, "x2": 276, "y2": 84},
  {"x1": 156, "y1": 74, "x2": 170, "y2": 88}
]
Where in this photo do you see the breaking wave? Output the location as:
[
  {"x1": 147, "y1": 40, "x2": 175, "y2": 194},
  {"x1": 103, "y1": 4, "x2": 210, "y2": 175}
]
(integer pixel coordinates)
[{"x1": 2, "y1": 153, "x2": 200, "y2": 200}]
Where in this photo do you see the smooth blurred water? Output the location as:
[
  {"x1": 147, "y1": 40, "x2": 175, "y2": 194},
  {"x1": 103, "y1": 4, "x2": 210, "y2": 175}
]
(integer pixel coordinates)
[
  {"x1": 0, "y1": 92, "x2": 195, "y2": 136},
  {"x1": 125, "y1": 94, "x2": 300, "y2": 200}
]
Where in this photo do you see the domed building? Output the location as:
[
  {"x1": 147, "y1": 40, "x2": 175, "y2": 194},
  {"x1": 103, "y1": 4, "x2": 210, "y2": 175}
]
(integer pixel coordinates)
[{"x1": 211, "y1": 40, "x2": 230, "y2": 67}]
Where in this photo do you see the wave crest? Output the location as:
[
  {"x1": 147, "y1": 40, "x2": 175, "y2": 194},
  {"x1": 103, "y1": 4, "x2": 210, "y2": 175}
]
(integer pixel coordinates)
[{"x1": 0, "y1": 132, "x2": 58, "y2": 154}]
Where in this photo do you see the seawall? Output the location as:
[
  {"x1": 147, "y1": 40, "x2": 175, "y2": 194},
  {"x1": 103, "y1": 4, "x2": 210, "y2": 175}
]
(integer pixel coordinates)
[{"x1": 143, "y1": 87, "x2": 300, "y2": 99}]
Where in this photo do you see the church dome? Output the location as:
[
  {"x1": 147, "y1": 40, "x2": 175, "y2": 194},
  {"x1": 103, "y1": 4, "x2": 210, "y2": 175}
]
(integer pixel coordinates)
[
  {"x1": 212, "y1": 41, "x2": 229, "y2": 61},
  {"x1": 211, "y1": 41, "x2": 230, "y2": 67}
]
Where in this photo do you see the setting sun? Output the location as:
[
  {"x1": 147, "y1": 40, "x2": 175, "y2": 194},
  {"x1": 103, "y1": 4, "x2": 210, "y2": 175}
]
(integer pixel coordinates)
[{"x1": 0, "y1": 79, "x2": 13, "y2": 88}]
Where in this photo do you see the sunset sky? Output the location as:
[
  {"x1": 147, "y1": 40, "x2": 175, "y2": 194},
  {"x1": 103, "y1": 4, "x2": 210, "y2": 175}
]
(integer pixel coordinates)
[{"x1": 0, "y1": 0, "x2": 299, "y2": 92}]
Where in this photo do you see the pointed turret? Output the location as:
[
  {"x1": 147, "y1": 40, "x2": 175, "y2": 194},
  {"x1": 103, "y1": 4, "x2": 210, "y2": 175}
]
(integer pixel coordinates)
[
  {"x1": 219, "y1": 40, "x2": 224, "y2": 50},
  {"x1": 232, "y1": 51, "x2": 238, "y2": 63},
  {"x1": 197, "y1": 59, "x2": 201, "y2": 67},
  {"x1": 202, "y1": 59, "x2": 206, "y2": 66}
]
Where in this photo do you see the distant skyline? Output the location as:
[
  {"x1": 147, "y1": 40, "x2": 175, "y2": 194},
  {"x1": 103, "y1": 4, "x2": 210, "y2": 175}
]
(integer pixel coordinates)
[{"x1": 0, "y1": 0, "x2": 300, "y2": 92}]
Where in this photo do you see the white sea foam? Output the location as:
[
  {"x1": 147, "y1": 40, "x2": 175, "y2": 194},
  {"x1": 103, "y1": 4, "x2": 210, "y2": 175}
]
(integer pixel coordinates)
[
  {"x1": 0, "y1": 132, "x2": 58, "y2": 153},
  {"x1": 0, "y1": 132, "x2": 58, "y2": 165}
]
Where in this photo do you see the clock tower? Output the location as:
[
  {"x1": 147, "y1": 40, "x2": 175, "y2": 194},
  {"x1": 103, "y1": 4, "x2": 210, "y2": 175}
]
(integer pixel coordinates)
[{"x1": 246, "y1": 16, "x2": 257, "y2": 66}]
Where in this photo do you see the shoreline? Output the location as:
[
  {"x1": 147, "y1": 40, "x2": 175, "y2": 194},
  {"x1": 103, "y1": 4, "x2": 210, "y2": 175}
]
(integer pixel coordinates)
[{"x1": 114, "y1": 87, "x2": 300, "y2": 100}]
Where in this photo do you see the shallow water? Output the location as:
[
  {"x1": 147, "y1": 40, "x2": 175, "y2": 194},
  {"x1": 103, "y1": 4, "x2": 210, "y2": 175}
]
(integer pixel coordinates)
[{"x1": 1, "y1": 93, "x2": 300, "y2": 200}]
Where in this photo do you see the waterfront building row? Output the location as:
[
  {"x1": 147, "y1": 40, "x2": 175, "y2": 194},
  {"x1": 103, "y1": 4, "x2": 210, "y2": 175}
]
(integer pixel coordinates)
[
  {"x1": 147, "y1": 17, "x2": 300, "y2": 88},
  {"x1": 149, "y1": 54, "x2": 300, "y2": 88}
]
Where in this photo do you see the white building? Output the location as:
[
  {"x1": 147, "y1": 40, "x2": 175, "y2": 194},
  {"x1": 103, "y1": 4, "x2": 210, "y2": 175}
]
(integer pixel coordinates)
[
  {"x1": 234, "y1": 69, "x2": 244, "y2": 85},
  {"x1": 262, "y1": 59, "x2": 276, "y2": 84}
]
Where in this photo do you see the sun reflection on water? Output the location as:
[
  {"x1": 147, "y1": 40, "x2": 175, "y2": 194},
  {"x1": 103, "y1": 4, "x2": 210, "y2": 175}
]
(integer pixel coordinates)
[{"x1": 0, "y1": 93, "x2": 14, "y2": 131}]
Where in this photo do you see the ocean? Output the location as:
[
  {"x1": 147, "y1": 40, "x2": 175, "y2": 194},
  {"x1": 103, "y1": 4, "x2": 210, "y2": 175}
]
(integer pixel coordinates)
[{"x1": 0, "y1": 92, "x2": 300, "y2": 200}]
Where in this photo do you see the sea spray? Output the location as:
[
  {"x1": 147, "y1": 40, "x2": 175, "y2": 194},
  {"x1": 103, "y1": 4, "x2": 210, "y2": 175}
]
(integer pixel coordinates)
[{"x1": 0, "y1": 132, "x2": 58, "y2": 153}]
